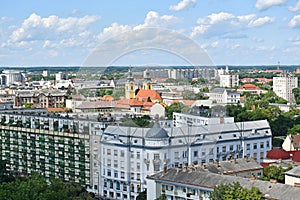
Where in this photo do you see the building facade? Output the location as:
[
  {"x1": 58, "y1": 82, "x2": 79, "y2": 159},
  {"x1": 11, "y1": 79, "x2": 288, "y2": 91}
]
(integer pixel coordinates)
[
  {"x1": 209, "y1": 88, "x2": 240, "y2": 104},
  {"x1": 14, "y1": 90, "x2": 67, "y2": 108},
  {"x1": 219, "y1": 73, "x2": 239, "y2": 88},
  {"x1": 273, "y1": 72, "x2": 298, "y2": 102},
  {"x1": 0, "y1": 110, "x2": 91, "y2": 187},
  {"x1": 0, "y1": 110, "x2": 272, "y2": 199},
  {"x1": 94, "y1": 120, "x2": 272, "y2": 199}
]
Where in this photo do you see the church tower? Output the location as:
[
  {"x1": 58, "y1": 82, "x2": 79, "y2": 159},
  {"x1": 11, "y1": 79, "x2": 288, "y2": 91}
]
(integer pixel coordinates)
[
  {"x1": 125, "y1": 68, "x2": 136, "y2": 99},
  {"x1": 142, "y1": 69, "x2": 152, "y2": 90}
]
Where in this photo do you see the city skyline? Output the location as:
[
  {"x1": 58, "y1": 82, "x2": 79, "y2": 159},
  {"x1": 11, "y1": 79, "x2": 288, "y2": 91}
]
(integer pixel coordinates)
[{"x1": 1, "y1": 0, "x2": 300, "y2": 66}]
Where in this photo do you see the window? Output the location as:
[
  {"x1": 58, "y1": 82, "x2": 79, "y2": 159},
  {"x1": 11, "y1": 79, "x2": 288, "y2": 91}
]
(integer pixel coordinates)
[
  {"x1": 247, "y1": 144, "x2": 250, "y2": 150},
  {"x1": 121, "y1": 172, "x2": 125, "y2": 179},
  {"x1": 222, "y1": 146, "x2": 226, "y2": 152},
  {"x1": 175, "y1": 152, "x2": 179, "y2": 159},
  {"x1": 154, "y1": 153, "x2": 160, "y2": 160},
  {"x1": 107, "y1": 149, "x2": 111, "y2": 155},
  {"x1": 137, "y1": 173, "x2": 141, "y2": 181},
  {"x1": 114, "y1": 160, "x2": 118, "y2": 168},
  {"x1": 253, "y1": 143, "x2": 257, "y2": 150},
  {"x1": 194, "y1": 151, "x2": 198, "y2": 157},
  {"x1": 154, "y1": 164, "x2": 160, "y2": 171},
  {"x1": 216, "y1": 147, "x2": 220, "y2": 153},
  {"x1": 120, "y1": 150, "x2": 124, "y2": 157},
  {"x1": 137, "y1": 163, "x2": 140, "y2": 170},
  {"x1": 114, "y1": 171, "x2": 118, "y2": 178},
  {"x1": 131, "y1": 152, "x2": 134, "y2": 158},
  {"x1": 137, "y1": 152, "x2": 140, "y2": 159},
  {"x1": 107, "y1": 159, "x2": 111, "y2": 167},
  {"x1": 267, "y1": 141, "x2": 270, "y2": 148},
  {"x1": 107, "y1": 170, "x2": 111, "y2": 177},
  {"x1": 260, "y1": 142, "x2": 264, "y2": 148},
  {"x1": 230, "y1": 145, "x2": 234, "y2": 151},
  {"x1": 114, "y1": 150, "x2": 118, "y2": 156}
]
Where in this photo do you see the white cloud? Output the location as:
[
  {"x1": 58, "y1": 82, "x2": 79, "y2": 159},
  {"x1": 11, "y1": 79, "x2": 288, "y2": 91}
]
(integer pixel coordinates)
[
  {"x1": 134, "y1": 11, "x2": 181, "y2": 30},
  {"x1": 248, "y1": 16, "x2": 274, "y2": 27},
  {"x1": 191, "y1": 12, "x2": 274, "y2": 37},
  {"x1": 169, "y1": 0, "x2": 196, "y2": 11},
  {"x1": 10, "y1": 13, "x2": 100, "y2": 42},
  {"x1": 289, "y1": 15, "x2": 300, "y2": 28},
  {"x1": 255, "y1": 0, "x2": 287, "y2": 10},
  {"x1": 97, "y1": 11, "x2": 180, "y2": 41},
  {"x1": 289, "y1": 0, "x2": 300, "y2": 12},
  {"x1": 256, "y1": 45, "x2": 276, "y2": 51}
]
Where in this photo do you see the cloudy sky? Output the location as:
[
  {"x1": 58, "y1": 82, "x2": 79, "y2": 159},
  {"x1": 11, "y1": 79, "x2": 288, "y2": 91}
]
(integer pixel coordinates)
[{"x1": 1, "y1": 0, "x2": 300, "y2": 66}]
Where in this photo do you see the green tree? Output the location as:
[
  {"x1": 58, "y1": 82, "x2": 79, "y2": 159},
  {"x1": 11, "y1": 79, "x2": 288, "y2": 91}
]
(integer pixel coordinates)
[
  {"x1": 136, "y1": 190, "x2": 147, "y2": 200},
  {"x1": 288, "y1": 124, "x2": 300, "y2": 135},
  {"x1": 293, "y1": 88, "x2": 300, "y2": 104},
  {"x1": 165, "y1": 102, "x2": 187, "y2": 119},
  {"x1": 261, "y1": 165, "x2": 292, "y2": 183},
  {"x1": 210, "y1": 182, "x2": 262, "y2": 200},
  {"x1": 155, "y1": 193, "x2": 167, "y2": 200}
]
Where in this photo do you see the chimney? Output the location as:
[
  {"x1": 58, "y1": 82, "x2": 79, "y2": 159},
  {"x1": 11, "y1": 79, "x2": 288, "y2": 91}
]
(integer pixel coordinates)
[
  {"x1": 163, "y1": 164, "x2": 167, "y2": 174},
  {"x1": 270, "y1": 179, "x2": 277, "y2": 184},
  {"x1": 294, "y1": 183, "x2": 300, "y2": 188}
]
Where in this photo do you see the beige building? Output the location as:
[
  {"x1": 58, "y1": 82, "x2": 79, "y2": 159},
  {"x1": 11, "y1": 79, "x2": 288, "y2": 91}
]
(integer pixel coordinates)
[
  {"x1": 285, "y1": 166, "x2": 300, "y2": 186},
  {"x1": 15, "y1": 90, "x2": 67, "y2": 108},
  {"x1": 282, "y1": 134, "x2": 300, "y2": 151},
  {"x1": 273, "y1": 72, "x2": 298, "y2": 102}
]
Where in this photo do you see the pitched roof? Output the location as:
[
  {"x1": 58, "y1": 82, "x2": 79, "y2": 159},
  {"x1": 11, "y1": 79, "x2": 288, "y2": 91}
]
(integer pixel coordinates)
[
  {"x1": 239, "y1": 83, "x2": 261, "y2": 90},
  {"x1": 77, "y1": 101, "x2": 116, "y2": 109},
  {"x1": 101, "y1": 95, "x2": 114, "y2": 101},
  {"x1": 135, "y1": 89, "x2": 162, "y2": 101},
  {"x1": 266, "y1": 149, "x2": 290, "y2": 160},
  {"x1": 148, "y1": 168, "x2": 300, "y2": 200}
]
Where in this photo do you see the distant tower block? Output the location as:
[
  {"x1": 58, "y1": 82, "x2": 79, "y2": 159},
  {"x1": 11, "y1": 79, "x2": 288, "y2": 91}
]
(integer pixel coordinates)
[
  {"x1": 142, "y1": 68, "x2": 152, "y2": 90},
  {"x1": 277, "y1": 61, "x2": 280, "y2": 71},
  {"x1": 125, "y1": 68, "x2": 136, "y2": 99}
]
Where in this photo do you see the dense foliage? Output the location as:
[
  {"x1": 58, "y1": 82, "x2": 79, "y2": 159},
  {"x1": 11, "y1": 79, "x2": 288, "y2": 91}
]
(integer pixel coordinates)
[
  {"x1": 261, "y1": 165, "x2": 292, "y2": 183},
  {"x1": 210, "y1": 182, "x2": 262, "y2": 200},
  {"x1": 0, "y1": 173, "x2": 93, "y2": 200},
  {"x1": 165, "y1": 102, "x2": 190, "y2": 119}
]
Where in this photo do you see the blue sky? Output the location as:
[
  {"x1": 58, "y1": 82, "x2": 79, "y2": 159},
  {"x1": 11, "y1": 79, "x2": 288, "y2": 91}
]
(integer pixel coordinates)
[{"x1": 1, "y1": 0, "x2": 300, "y2": 66}]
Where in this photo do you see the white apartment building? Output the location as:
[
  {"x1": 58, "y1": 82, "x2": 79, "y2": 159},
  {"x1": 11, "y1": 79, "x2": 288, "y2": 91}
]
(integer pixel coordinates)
[
  {"x1": 91, "y1": 119, "x2": 272, "y2": 199},
  {"x1": 173, "y1": 112, "x2": 234, "y2": 127},
  {"x1": 0, "y1": 70, "x2": 24, "y2": 86},
  {"x1": 273, "y1": 72, "x2": 298, "y2": 102},
  {"x1": 219, "y1": 73, "x2": 239, "y2": 88},
  {"x1": 209, "y1": 88, "x2": 240, "y2": 104}
]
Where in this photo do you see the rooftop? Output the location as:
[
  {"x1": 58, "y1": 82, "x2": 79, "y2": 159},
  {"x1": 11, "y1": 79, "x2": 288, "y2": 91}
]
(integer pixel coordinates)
[{"x1": 148, "y1": 168, "x2": 300, "y2": 200}]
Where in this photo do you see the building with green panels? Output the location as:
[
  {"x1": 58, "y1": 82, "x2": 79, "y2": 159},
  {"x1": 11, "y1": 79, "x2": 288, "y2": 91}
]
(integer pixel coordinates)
[{"x1": 0, "y1": 110, "x2": 94, "y2": 188}]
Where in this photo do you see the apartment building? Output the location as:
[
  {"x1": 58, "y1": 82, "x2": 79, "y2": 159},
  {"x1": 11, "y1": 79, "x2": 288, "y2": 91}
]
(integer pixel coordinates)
[
  {"x1": 173, "y1": 112, "x2": 234, "y2": 127},
  {"x1": 0, "y1": 110, "x2": 92, "y2": 187},
  {"x1": 14, "y1": 90, "x2": 67, "y2": 108},
  {"x1": 209, "y1": 88, "x2": 240, "y2": 104},
  {"x1": 94, "y1": 119, "x2": 272, "y2": 199},
  {"x1": 0, "y1": 109, "x2": 272, "y2": 199},
  {"x1": 273, "y1": 72, "x2": 298, "y2": 102}
]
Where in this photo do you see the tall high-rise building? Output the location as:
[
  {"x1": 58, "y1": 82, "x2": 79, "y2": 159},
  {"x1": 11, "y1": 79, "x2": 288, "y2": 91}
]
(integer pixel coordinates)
[{"x1": 273, "y1": 72, "x2": 298, "y2": 102}]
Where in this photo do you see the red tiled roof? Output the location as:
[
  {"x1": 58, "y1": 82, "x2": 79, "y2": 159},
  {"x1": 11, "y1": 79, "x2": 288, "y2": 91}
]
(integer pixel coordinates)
[
  {"x1": 135, "y1": 89, "x2": 162, "y2": 101},
  {"x1": 239, "y1": 84, "x2": 260, "y2": 90},
  {"x1": 292, "y1": 151, "x2": 300, "y2": 162},
  {"x1": 101, "y1": 95, "x2": 114, "y2": 101},
  {"x1": 266, "y1": 149, "x2": 291, "y2": 160},
  {"x1": 47, "y1": 107, "x2": 67, "y2": 113}
]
